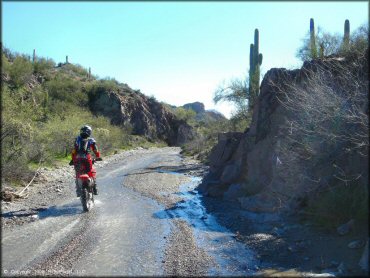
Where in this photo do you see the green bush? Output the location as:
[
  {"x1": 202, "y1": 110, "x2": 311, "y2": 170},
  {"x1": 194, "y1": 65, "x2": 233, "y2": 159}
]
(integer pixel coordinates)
[
  {"x1": 61, "y1": 63, "x2": 89, "y2": 78},
  {"x1": 44, "y1": 74, "x2": 88, "y2": 106},
  {"x1": 305, "y1": 183, "x2": 368, "y2": 227},
  {"x1": 1, "y1": 53, "x2": 11, "y2": 75},
  {"x1": 9, "y1": 56, "x2": 33, "y2": 88},
  {"x1": 174, "y1": 107, "x2": 196, "y2": 123},
  {"x1": 33, "y1": 57, "x2": 56, "y2": 78},
  {"x1": 86, "y1": 78, "x2": 120, "y2": 106}
]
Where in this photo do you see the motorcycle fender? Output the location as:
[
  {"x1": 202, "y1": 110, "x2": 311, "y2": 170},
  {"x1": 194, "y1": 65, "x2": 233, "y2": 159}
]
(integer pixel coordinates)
[{"x1": 78, "y1": 175, "x2": 91, "y2": 186}]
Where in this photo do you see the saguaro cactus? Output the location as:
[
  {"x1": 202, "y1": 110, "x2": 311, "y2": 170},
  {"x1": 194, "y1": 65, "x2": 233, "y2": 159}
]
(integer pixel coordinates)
[
  {"x1": 343, "y1": 19, "x2": 350, "y2": 50},
  {"x1": 248, "y1": 28, "x2": 263, "y2": 110},
  {"x1": 66, "y1": 55, "x2": 69, "y2": 64},
  {"x1": 310, "y1": 18, "x2": 317, "y2": 59},
  {"x1": 88, "y1": 67, "x2": 91, "y2": 79},
  {"x1": 33, "y1": 49, "x2": 36, "y2": 63}
]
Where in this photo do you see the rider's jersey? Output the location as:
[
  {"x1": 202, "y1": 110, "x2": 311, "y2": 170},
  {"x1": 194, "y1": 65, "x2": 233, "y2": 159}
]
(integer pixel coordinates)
[{"x1": 72, "y1": 136, "x2": 100, "y2": 161}]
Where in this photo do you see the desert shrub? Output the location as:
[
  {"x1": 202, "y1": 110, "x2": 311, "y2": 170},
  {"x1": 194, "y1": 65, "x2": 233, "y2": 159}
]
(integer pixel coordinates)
[
  {"x1": 174, "y1": 107, "x2": 196, "y2": 123},
  {"x1": 8, "y1": 56, "x2": 33, "y2": 88},
  {"x1": 61, "y1": 63, "x2": 89, "y2": 78},
  {"x1": 86, "y1": 78, "x2": 120, "y2": 105},
  {"x1": 182, "y1": 118, "x2": 230, "y2": 162},
  {"x1": 44, "y1": 74, "x2": 88, "y2": 106},
  {"x1": 33, "y1": 57, "x2": 56, "y2": 78},
  {"x1": 1, "y1": 53, "x2": 11, "y2": 75},
  {"x1": 2, "y1": 46, "x2": 16, "y2": 61},
  {"x1": 214, "y1": 77, "x2": 252, "y2": 132},
  {"x1": 1, "y1": 86, "x2": 37, "y2": 180},
  {"x1": 275, "y1": 44, "x2": 368, "y2": 226},
  {"x1": 305, "y1": 183, "x2": 368, "y2": 227}
]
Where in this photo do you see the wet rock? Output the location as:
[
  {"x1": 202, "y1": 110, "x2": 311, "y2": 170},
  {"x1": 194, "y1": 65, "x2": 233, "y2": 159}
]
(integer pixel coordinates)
[
  {"x1": 337, "y1": 219, "x2": 355, "y2": 235},
  {"x1": 348, "y1": 239, "x2": 365, "y2": 249}
]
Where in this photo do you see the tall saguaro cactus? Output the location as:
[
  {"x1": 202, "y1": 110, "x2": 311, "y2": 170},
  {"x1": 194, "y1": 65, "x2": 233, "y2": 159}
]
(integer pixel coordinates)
[
  {"x1": 248, "y1": 28, "x2": 263, "y2": 111},
  {"x1": 88, "y1": 67, "x2": 91, "y2": 79},
  {"x1": 343, "y1": 19, "x2": 350, "y2": 50},
  {"x1": 310, "y1": 18, "x2": 317, "y2": 59},
  {"x1": 33, "y1": 49, "x2": 36, "y2": 63},
  {"x1": 66, "y1": 55, "x2": 69, "y2": 64}
]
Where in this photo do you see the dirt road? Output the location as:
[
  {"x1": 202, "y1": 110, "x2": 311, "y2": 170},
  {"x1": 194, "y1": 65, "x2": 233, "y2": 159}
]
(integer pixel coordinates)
[
  {"x1": 1, "y1": 147, "x2": 257, "y2": 276},
  {"x1": 2, "y1": 147, "x2": 365, "y2": 277}
]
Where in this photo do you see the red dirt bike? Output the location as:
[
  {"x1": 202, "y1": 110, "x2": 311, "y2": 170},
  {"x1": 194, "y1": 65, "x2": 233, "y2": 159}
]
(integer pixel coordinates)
[{"x1": 72, "y1": 157, "x2": 102, "y2": 212}]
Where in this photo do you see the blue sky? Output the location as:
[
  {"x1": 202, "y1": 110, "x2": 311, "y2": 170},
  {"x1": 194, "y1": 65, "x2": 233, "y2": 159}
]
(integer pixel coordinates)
[{"x1": 2, "y1": 1, "x2": 368, "y2": 118}]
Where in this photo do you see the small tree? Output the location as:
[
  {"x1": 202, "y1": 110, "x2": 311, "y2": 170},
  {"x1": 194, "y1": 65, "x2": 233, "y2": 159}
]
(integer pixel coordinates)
[{"x1": 214, "y1": 77, "x2": 251, "y2": 131}]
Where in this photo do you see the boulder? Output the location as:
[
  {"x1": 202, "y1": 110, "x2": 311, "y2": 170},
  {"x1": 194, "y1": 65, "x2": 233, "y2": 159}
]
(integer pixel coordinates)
[
  {"x1": 177, "y1": 123, "x2": 196, "y2": 145},
  {"x1": 208, "y1": 132, "x2": 243, "y2": 171}
]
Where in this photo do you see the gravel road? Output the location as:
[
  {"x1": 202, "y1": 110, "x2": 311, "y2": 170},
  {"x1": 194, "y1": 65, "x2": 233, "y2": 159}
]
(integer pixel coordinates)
[
  {"x1": 1, "y1": 147, "x2": 256, "y2": 276},
  {"x1": 3, "y1": 147, "x2": 360, "y2": 277}
]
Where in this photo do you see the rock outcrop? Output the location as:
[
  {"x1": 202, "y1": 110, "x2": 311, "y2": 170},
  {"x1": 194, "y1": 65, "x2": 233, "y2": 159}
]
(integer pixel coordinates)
[
  {"x1": 90, "y1": 85, "x2": 195, "y2": 146},
  {"x1": 199, "y1": 53, "x2": 368, "y2": 213},
  {"x1": 182, "y1": 102, "x2": 227, "y2": 122}
]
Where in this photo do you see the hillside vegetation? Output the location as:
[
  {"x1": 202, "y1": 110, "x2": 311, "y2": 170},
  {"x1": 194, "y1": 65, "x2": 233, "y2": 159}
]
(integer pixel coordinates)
[{"x1": 1, "y1": 48, "x2": 166, "y2": 185}]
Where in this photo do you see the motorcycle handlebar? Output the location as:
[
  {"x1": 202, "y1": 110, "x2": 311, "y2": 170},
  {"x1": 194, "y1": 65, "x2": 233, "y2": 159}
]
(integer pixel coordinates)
[
  {"x1": 92, "y1": 157, "x2": 103, "y2": 164},
  {"x1": 69, "y1": 157, "x2": 103, "y2": 166}
]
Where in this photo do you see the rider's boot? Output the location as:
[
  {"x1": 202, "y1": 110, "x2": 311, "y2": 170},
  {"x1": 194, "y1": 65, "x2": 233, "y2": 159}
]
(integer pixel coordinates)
[
  {"x1": 75, "y1": 180, "x2": 81, "y2": 197},
  {"x1": 93, "y1": 180, "x2": 98, "y2": 195},
  {"x1": 76, "y1": 187, "x2": 81, "y2": 197}
]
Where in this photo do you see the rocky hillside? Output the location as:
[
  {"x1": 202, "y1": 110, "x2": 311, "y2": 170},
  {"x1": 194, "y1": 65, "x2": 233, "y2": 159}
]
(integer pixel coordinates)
[
  {"x1": 182, "y1": 102, "x2": 226, "y2": 122},
  {"x1": 89, "y1": 84, "x2": 195, "y2": 146},
  {"x1": 199, "y1": 52, "x2": 368, "y2": 217}
]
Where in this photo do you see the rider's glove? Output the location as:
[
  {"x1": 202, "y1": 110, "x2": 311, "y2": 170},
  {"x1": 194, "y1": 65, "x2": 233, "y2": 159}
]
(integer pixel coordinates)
[
  {"x1": 69, "y1": 160, "x2": 74, "y2": 166},
  {"x1": 96, "y1": 157, "x2": 103, "y2": 161}
]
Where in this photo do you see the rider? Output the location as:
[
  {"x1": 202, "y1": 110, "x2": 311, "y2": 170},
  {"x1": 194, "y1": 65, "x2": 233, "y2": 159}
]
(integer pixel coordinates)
[{"x1": 69, "y1": 125, "x2": 102, "y2": 196}]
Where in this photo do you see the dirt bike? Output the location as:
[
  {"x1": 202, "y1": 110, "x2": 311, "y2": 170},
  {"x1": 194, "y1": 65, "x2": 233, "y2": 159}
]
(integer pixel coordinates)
[{"x1": 72, "y1": 156, "x2": 102, "y2": 212}]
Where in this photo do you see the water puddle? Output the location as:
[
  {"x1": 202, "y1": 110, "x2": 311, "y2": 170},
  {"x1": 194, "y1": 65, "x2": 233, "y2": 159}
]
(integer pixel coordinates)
[{"x1": 157, "y1": 172, "x2": 258, "y2": 276}]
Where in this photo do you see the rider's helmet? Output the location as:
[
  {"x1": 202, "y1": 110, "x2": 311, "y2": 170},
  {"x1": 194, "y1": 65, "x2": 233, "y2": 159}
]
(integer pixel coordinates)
[{"x1": 80, "y1": 125, "x2": 92, "y2": 139}]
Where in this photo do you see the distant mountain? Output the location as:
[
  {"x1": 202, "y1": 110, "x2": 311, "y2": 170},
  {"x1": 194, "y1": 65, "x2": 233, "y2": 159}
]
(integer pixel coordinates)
[{"x1": 182, "y1": 102, "x2": 227, "y2": 122}]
